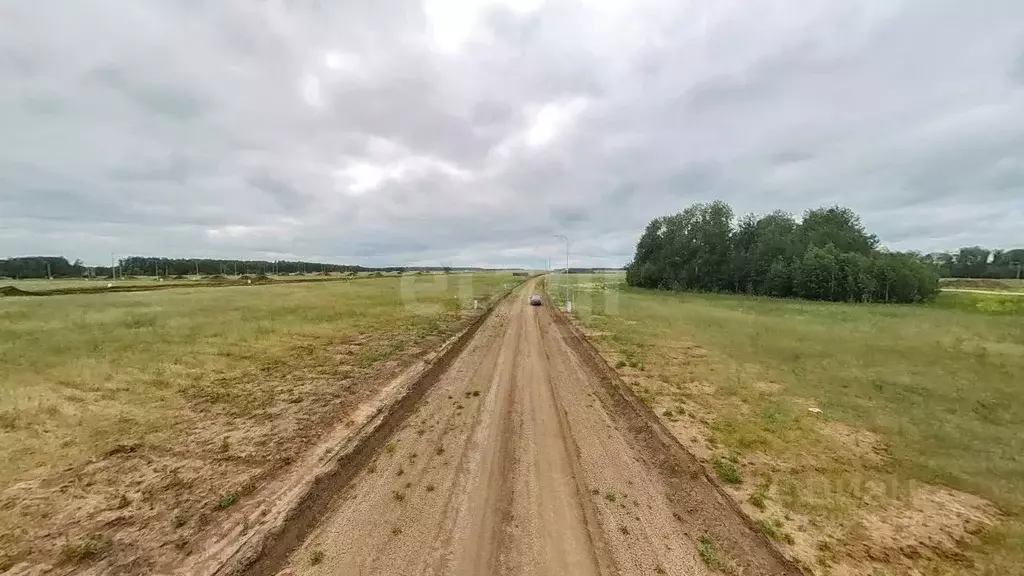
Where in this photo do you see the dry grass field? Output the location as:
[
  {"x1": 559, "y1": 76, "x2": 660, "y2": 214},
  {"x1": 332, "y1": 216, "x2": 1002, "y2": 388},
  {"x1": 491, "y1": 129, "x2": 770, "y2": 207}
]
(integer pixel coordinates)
[{"x1": 0, "y1": 273, "x2": 517, "y2": 571}]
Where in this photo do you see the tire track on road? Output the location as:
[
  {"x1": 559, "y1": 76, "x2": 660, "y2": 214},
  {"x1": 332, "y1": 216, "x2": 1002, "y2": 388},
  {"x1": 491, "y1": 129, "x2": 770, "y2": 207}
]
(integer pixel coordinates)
[{"x1": 260, "y1": 279, "x2": 802, "y2": 576}]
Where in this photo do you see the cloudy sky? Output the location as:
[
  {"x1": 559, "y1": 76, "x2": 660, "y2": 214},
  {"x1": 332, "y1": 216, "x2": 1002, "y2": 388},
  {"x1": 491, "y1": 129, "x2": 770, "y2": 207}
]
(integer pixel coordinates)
[{"x1": 2, "y1": 0, "x2": 1023, "y2": 268}]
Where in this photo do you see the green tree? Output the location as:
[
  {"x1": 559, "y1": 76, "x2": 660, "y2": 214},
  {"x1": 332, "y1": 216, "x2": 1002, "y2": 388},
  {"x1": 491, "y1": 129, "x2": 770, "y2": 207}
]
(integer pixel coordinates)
[
  {"x1": 764, "y1": 258, "x2": 792, "y2": 297},
  {"x1": 626, "y1": 200, "x2": 938, "y2": 304},
  {"x1": 795, "y1": 245, "x2": 840, "y2": 300},
  {"x1": 798, "y1": 206, "x2": 878, "y2": 256},
  {"x1": 953, "y1": 246, "x2": 990, "y2": 278}
]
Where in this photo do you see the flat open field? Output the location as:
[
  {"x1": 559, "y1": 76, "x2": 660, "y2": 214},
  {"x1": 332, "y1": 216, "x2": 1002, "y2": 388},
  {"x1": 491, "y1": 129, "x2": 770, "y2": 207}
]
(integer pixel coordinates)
[
  {"x1": 0, "y1": 273, "x2": 517, "y2": 572},
  {"x1": 4, "y1": 277, "x2": 173, "y2": 290},
  {"x1": 3, "y1": 275, "x2": 805, "y2": 576},
  {"x1": 549, "y1": 273, "x2": 1024, "y2": 575},
  {"x1": 0, "y1": 272, "x2": 405, "y2": 294},
  {"x1": 940, "y1": 277, "x2": 1024, "y2": 294}
]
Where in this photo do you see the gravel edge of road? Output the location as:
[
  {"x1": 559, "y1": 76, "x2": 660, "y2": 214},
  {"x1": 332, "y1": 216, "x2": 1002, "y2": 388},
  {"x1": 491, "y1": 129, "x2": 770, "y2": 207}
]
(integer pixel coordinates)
[
  {"x1": 203, "y1": 279, "x2": 528, "y2": 576},
  {"x1": 547, "y1": 302, "x2": 806, "y2": 576}
]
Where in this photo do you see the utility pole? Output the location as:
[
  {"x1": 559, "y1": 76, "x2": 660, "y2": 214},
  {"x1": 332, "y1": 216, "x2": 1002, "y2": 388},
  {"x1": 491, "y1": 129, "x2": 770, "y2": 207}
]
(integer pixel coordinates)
[
  {"x1": 46, "y1": 262, "x2": 51, "y2": 279},
  {"x1": 111, "y1": 253, "x2": 116, "y2": 281},
  {"x1": 553, "y1": 234, "x2": 570, "y2": 312}
]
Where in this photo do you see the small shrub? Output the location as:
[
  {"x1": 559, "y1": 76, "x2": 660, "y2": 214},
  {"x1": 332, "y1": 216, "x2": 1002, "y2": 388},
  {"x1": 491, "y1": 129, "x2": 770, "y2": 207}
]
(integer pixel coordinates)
[
  {"x1": 697, "y1": 534, "x2": 724, "y2": 570},
  {"x1": 310, "y1": 549, "x2": 325, "y2": 565},
  {"x1": 713, "y1": 458, "x2": 742, "y2": 484},
  {"x1": 604, "y1": 491, "x2": 617, "y2": 503},
  {"x1": 216, "y1": 491, "x2": 238, "y2": 509},
  {"x1": 750, "y1": 476, "x2": 771, "y2": 510},
  {"x1": 61, "y1": 534, "x2": 112, "y2": 562},
  {"x1": 384, "y1": 441, "x2": 397, "y2": 454},
  {"x1": 0, "y1": 411, "x2": 18, "y2": 431},
  {"x1": 393, "y1": 490, "x2": 405, "y2": 502},
  {"x1": 615, "y1": 360, "x2": 627, "y2": 369},
  {"x1": 171, "y1": 506, "x2": 191, "y2": 528},
  {"x1": 749, "y1": 492, "x2": 766, "y2": 510},
  {"x1": 757, "y1": 518, "x2": 795, "y2": 544},
  {"x1": 426, "y1": 484, "x2": 436, "y2": 492}
]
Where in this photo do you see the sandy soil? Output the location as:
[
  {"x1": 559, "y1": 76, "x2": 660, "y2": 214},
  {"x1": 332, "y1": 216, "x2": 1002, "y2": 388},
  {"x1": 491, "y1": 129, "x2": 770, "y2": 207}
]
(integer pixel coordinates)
[
  {"x1": 240, "y1": 279, "x2": 799, "y2": 576},
  {"x1": 940, "y1": 288, "x2": 1024, "y2": 296}
]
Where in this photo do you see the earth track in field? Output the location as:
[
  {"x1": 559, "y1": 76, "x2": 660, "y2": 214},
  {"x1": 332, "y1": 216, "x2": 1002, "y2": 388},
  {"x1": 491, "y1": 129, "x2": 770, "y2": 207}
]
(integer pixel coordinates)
[{"x1": 236, "y1": 278, "x2": 802, "y2": 576}]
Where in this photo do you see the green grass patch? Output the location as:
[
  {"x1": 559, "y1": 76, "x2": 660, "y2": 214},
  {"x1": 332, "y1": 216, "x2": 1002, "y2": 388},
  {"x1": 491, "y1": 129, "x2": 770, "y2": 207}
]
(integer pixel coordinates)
[
  {"x1": 215, "y1": 491, "x2": 238, "y2": 510},
  {"x1": 60, "y1": 534, "x2": 112, "y2": 563},
  {"x1": 713, "y1": 457, "x2": 742, "y2": 484},
  {"x1": 756, "y1": 517, "x2": 795, "y2": 544},
  {"x1": 697, "y1": 534, "x2": 732, "y2": 573}
]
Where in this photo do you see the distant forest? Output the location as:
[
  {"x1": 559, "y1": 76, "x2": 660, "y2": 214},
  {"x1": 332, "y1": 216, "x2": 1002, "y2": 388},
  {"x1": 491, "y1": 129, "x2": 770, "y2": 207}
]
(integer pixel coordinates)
[
  {"x1": 926, "y1": 247, "x2": 1024, "y2": 280},
  {"x1": 0, "y1": 257, "x2": 474, "y2": 279},
  {"x1": 626, "y1": 201, "x2": 1022, "y2": 304}
]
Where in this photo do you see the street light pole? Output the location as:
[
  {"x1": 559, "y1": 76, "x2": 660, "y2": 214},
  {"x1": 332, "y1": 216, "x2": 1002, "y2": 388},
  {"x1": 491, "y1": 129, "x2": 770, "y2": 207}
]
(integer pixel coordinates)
[{"x1": 553, "y1": 234, "x2": 570, "y2": 312}]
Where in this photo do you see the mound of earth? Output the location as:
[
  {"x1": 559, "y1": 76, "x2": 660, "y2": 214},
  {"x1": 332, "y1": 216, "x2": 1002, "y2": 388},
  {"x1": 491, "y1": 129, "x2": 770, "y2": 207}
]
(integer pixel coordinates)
[
  {"x1": 172, "y1": 275, "x2": 187, "y2": 280},
  {"x1": 944, "y1": 278, "x2": 1007, "y2": 289},
  {"x1": 253, "y1": 275, "x2": 273, "y2": 283},
  {"x1": 0, "y1": 286, "x2": 31, "y2": 297},
  {"x1": 203, "y1": 275, "x2": 229, "y2": 283},
  {"x1": 238, "y1": 275, "x2": 252, "y2": 282}
]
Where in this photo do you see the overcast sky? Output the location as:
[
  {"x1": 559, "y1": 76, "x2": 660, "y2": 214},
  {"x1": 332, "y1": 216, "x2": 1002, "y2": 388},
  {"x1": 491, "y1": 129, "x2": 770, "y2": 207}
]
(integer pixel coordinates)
[{"x1": 2, "y1": 0, "x2": 1023, "y2": 267}]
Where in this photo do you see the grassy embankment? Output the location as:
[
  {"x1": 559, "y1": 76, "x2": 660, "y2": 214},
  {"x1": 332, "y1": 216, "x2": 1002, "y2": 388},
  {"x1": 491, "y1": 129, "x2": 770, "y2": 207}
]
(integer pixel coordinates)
[
  {"x1": 549, "y1": 273, "x2": 1023, "y2": 575},
  {"x1": 0, "y1": 272, "x2": 517, "y2": 571}
]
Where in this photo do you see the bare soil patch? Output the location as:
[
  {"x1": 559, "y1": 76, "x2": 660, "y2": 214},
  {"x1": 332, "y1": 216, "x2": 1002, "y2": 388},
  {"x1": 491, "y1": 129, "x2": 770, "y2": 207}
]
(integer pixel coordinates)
[{"x1": 840, "y1": 485, "x2": 1001, "y2": 573}]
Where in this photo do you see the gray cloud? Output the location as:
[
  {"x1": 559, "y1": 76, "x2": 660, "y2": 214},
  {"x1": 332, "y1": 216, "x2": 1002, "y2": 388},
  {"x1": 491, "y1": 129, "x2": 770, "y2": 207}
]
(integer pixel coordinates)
[{"x1": 2, "y1": 0, "x2": 1024, "y2": 268}]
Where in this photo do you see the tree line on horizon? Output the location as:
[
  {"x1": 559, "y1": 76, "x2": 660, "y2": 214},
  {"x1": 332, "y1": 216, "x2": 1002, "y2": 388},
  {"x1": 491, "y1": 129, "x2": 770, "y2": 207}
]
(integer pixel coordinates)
[
  {"x1": 0, "y1": 257, "x2": 469, "y2": 279},
  {"x1": 625, "y1": 201, "x2": 1021, "y2": 303},
  {"x1": 924, "y1": 247, "x2": 1024, "y2": 280}
]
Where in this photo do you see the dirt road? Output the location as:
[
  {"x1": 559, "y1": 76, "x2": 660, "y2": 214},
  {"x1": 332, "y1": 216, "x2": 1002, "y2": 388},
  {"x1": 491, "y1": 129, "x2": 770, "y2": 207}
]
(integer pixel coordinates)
[
  {"x1": 250, "y1": 279, "x2": 799, "y2": 576},
  {"x1": 940, "y1": 288, "x2": 1024, "y2": 296}
]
